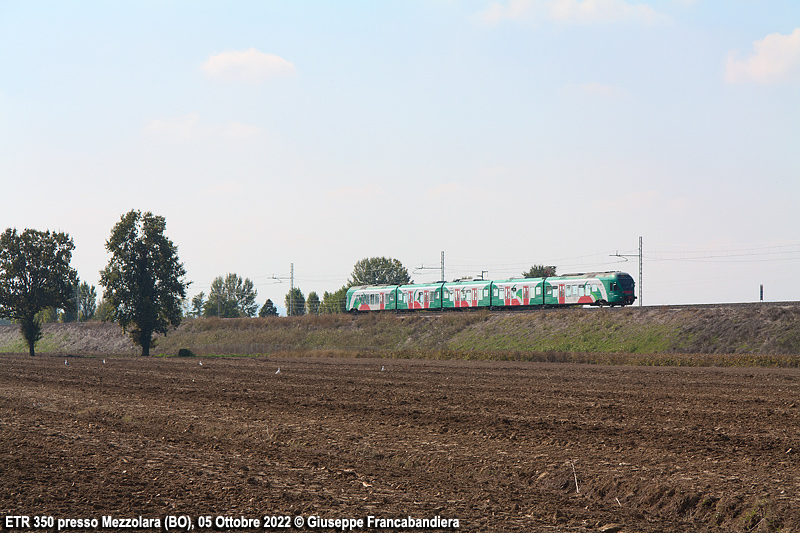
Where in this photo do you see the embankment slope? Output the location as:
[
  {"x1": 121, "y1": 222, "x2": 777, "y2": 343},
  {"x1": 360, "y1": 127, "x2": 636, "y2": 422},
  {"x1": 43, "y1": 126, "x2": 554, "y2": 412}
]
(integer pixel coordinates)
[{"x1": 1, "y1": 303, "x2": 799, "y2": 361}]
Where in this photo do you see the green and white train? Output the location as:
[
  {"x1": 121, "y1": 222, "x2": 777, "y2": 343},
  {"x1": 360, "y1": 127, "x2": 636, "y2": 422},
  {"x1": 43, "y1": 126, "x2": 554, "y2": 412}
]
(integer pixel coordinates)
[{"x1": 346, "y1": 271, "x2": 636, "y2": 312}]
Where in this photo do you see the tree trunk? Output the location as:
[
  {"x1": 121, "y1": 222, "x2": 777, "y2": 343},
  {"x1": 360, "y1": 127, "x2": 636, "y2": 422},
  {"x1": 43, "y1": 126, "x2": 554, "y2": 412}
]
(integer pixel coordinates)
[
  {"x1": 20, "y1": 315, "x2": 40, "y2": 357},
  {"x1": 141, "y1": 334, "x2": 151, "y2": 356}
]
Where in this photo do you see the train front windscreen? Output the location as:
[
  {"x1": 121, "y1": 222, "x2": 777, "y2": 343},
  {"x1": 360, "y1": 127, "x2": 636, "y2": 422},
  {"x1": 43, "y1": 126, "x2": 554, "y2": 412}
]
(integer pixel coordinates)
[{"x1": 617, "y1": 273, "x2": 636, "y2": 305}]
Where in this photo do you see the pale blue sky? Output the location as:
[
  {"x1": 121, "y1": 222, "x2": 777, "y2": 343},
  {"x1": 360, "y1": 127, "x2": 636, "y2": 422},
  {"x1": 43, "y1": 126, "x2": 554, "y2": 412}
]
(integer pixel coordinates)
[{"x1": 2, "y1": 1, "x2": 798, "y2": 310}]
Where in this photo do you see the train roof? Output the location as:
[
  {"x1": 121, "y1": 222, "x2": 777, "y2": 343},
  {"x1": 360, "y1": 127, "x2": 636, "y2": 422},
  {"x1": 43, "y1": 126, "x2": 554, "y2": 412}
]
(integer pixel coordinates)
[
  {"x1": 347, "y1": 272, "x2": 633, "y2": 291},
  {"x1": 347, "y1": 285, "x2": 400, "y2": 291},
  {"x1": 550, "y1": 271, "x2": 630, "y2": 279}
]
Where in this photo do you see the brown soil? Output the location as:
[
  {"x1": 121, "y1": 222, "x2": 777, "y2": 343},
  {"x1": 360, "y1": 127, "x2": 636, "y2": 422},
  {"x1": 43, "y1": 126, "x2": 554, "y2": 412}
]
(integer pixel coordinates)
[{"x1": 1, "y1": 355, "x2": 799, "y2": 532}]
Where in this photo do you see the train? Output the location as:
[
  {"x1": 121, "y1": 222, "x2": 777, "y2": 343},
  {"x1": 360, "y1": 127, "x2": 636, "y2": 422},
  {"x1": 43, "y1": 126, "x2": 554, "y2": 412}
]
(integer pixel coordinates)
[{"x1": 346, "y1": 271, "x2": 636, "y2": 312}]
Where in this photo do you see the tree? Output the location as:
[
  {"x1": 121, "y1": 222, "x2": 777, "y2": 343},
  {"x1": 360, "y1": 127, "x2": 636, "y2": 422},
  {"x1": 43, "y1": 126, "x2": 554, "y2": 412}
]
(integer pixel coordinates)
[
  {"x1": 77, "y1": 281, "x2": 97, "y2": 321},
  {"x1": 285, "y1": 287, "x2": 305, "y2": 316},
  {"x1": 320, "y1": 286, "x2": 348, "y2": 314},
  {"x1": 99, "y1": 210, "x2": 189, "y2": 356},
  {"x1": 349, "y1": 257, "x2": 411, "y2": 287},
  {"x1": 202, "y1": 273, "x2": 258, "y2": 318},
  {"x1": 0, "y1": 228, "x2": 78, "y2": 356},
  {"x1": 259, "y1": 298, "x2": 278, "y2": 317},
  {"x1": 94, "y1": 296, "x2": 115, "y2": 322},
  {"x1": 37, "y1": 307, "x2": 60, "y2": 324},
  {"x1": 61, "y1": 283, "x2": 78, "y2": 323},
  {"x1": 190, "y1": 292, "x2": 206, "y2": 318},
  {"x1": 522, "y1": 265, "x2": 557, "y2": 278},
  {"x1": 306, "y1": 291, "x2": 320, "y2": 315}
]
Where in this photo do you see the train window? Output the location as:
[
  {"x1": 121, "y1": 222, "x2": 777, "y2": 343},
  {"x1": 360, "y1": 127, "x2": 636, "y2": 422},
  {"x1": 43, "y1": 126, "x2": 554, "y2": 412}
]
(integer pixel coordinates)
[
  {"x1": 546, "y1": 286, "x2": 551, "y2": 295},
  {"x1": 610, "y1": 282, "x2": 618, "y2": 291},
  {"x1": 566, "y1": 286, "x2": 571, "y2": 297},
  {"x1": 535, "y1": 286, "x2": 541, "y2": 296},
  {"x1": 483, "y1": 289, "x2": 488, "y2": 298},
  {"x1": 578, "y1": 286, "x2": 584, "y2": 297}
]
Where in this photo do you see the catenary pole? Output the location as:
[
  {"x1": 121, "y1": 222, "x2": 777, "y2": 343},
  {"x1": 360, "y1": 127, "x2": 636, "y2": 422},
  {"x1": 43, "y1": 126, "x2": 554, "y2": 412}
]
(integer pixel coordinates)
[
  {"x1": 290, "y1": 263, "x2": 294, "y2": 316},
  {"x1": 639, "y1": 236, "x2": 643, "y2": 306}
]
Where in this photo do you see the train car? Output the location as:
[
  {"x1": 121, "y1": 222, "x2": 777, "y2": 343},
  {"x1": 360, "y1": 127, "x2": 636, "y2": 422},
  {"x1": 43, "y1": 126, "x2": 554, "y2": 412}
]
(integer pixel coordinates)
[
  {"x1": 396, "y1": 283, "x2": 443, "y2": 311},
  {"x1": 544, "y1": 271, "x2": 636, "y2": 307},
  {"x1": 441, "y1": 279, "x2": 492, "y2": 309},
  {"x1": 490, "y1": 278, "x2": 556, "y2": 308},
  {"x1": 346, "y1": 285, "x2": 400, "y2": 312}
]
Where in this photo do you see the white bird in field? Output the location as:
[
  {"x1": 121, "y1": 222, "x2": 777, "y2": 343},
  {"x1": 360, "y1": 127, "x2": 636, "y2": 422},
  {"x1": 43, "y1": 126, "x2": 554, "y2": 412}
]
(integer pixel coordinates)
[
  {"x1": 102, "y1": 359, "x2": 106, "y2": 364},
  {"x1": 381, "y1": 366, "x2": 385, "y2": 372},
  {"x1": 198, "y1": 361, "x2": 203, "y2": 366},
  {"x1": 275, "y1": 367, "x2": 280, "y2": 374},
  {"x1": 64, "y1": 360, "x2": 69, "y2": 366}
]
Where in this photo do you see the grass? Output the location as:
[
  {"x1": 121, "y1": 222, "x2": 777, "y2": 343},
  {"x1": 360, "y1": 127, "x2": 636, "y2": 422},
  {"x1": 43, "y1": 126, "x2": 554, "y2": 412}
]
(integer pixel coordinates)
[{"x1": 3, "y1": 304, "x2": 800, "y2": 365}]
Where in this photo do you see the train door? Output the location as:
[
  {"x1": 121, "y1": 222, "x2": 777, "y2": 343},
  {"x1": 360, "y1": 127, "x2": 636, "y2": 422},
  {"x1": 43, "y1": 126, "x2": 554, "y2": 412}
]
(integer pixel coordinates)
[
  {"x1": 472, "y1": 288, "x2": 477, "y2": 307},
  {"x1": 523, "y1": 285, "x2": 529, "y2": 305},
  {"x1": 424, "y1": 290, "x2": 429, "y2": 308},
  {"x1": 455, "y1": 287, "x2": 461, "y2": 307},
  {"x1": 380, "y1": 292, "x2": 385, "y2": 310},
  {"x1": 558, "y1": 284, "x2": 565, "y2": 305}
]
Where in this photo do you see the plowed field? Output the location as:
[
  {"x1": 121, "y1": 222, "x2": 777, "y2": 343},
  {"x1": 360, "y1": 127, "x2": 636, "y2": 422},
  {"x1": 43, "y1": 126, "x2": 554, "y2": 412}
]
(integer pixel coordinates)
[{"x1": 1, "y1": 355, "x2": 799, "y2": 532}]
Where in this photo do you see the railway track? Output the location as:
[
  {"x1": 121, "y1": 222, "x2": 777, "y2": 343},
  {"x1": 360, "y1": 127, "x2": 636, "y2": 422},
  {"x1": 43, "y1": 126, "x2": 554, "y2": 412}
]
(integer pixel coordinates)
[{"x1": 392, "y1": 300, "x2": 800, "y2": 318}]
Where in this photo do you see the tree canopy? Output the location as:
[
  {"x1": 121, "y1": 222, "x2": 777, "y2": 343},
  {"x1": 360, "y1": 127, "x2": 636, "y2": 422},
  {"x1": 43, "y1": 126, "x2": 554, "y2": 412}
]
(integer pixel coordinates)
[
  {"x1": 99, "y1": 210, "x2": 189, "y2": 356},
  {"x1": 259, "y1": 298, "x2": 278, "y2": 317},
  {"x1": 349, "y1": 256, "x2": 411, "y2": 287},
  {"x1": 190, "y1": 292, "x2": 206, "y2": 318},
  {"x1": 95, "y1": 296, "x2": 114, "y2": 322},
  {"x1": 522, "y1": 265, "x2": 557, "y2": 278},
  {"x1": 306, "y1": 291, "x2": 320, "y2": 315},
  {"x1": 320, "y1": 286, "x2": 348, "y2": 314},
  {"x1": 202, "y1": 273, "x2": 258, "y2": 318},
  {"x1": 77, "y1": 281, "x2": 97, "y2": 321},
  {"x1": 59, "y1": 281, "x2": 97, "y2": 322},
  {"x1": 0, "y1": 228, "x2": 78, "y2": 356},
  {"x1": 285, "y1": 287, "x2": 305, "y2": 316}
]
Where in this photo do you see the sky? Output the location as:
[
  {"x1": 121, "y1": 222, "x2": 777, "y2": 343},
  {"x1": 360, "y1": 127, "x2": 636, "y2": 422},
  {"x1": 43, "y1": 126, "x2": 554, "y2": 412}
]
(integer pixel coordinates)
[{"x1": 1, "y1": 0, "x2": 799, "y2": 312}]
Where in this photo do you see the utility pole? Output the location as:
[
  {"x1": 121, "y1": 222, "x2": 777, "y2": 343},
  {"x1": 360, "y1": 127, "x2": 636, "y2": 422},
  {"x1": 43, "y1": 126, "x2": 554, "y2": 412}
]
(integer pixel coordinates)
[
  {"x1": 290, "y1": 263, "x2": 294, "y2": 316},
  {"x1": 415, "y1": 251, "x2": 446, "y2": 282},
  {"x1": 639, "y1": 236, "x2": 643, "y2": 307},
  {"x1": 270, "y1": 265, "x2": 295, "y2": 316},
  {"x1": 611, "y1": 236, "x2": 643, "y2": 306}
]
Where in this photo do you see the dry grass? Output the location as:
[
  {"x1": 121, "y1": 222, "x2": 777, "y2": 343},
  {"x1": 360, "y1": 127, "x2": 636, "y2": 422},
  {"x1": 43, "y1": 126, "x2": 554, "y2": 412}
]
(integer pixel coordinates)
[{"x1": 2, "y1": 304, "x2": 800, "y2": 365}]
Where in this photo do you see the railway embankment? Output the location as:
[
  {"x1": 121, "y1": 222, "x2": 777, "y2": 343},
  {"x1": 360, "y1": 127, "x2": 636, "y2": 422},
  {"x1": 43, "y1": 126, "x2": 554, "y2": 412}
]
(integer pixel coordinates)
[{"x1": 1, "y1": 303, "x2": 799, "y2": 363}]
